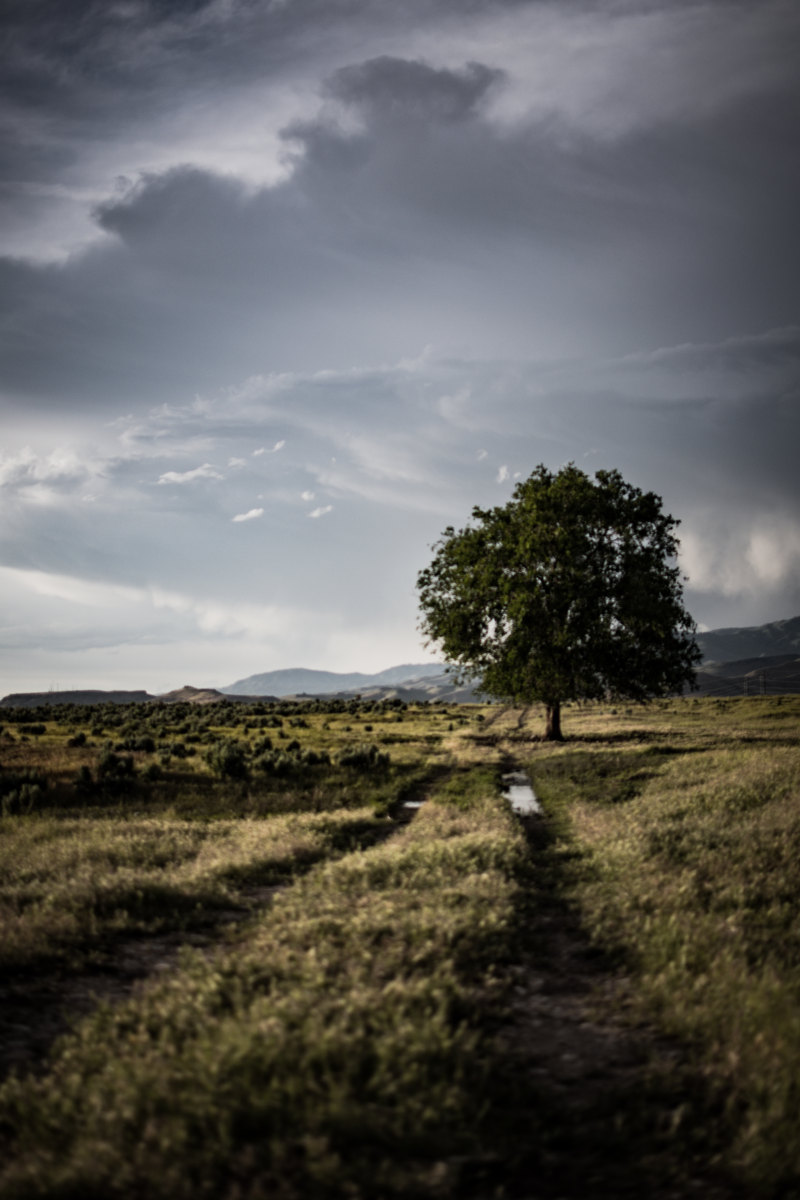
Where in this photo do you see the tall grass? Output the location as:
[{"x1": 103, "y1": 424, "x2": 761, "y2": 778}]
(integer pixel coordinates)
[
  {"x1": 529, "y1": 697, "x2": 800, "y2": 1193},
  {"x1": 0, "y1": 809, "x2": 391, "y2": 974},
  {"x1": 0, "y1": 792, "x2": 526, "y2": 1199}
]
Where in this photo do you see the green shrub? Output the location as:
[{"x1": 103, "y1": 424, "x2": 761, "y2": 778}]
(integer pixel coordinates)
[
  {"x1": 2, "y1": 782, "x2": 44, "y2": 816},
  {"x1": 206, "y1": 740, "x2": 249, "y2": 780},
  {"x1": 97, "y1": 750, "x2": 135, "y2": 780},
  {"x1": 338, "y1": 743, "x2": 390, "y2": 770}
]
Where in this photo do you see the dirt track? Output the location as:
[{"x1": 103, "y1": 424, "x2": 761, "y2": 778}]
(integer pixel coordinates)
[
  {"x1": 491, "y1": 812, "x2": 741, "y2": 1200},
  {"x1": 0, "y1": 786, "x2": 743, "y2": 1199}
]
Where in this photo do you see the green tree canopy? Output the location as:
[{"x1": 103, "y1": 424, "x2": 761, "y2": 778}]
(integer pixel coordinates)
[{"x1": 416, "y1": 464, "x2": 700, "y2": 739}]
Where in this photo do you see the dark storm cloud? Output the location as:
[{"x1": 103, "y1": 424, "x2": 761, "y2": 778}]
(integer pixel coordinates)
[
  {"x1": 324, "y1": 56, "x2": 504, "y2": 120},
  {"x1": 3, "y1": 10, "x2": 799, "y2": 407},
  {"x1": 0, "y1": 0, "x2": 528, "y2": 132},
  {"x1": 2, "y1": 0, "x2": 800, "y2": 687}
]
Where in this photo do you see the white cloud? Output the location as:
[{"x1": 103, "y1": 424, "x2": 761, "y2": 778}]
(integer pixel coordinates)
[
  {"x1": 231, "y1": 507, "x2": 264, "y2": 523},
  {"x1": 0, "y1": 566, "x2": 313, "y2": 647},
  {"x1": 0, "y1": 566, "x2": 143, "y2": 610},
  {"x1": 496, "y1": 465, "x2": 509, "y2": 483},
  {"x1": 228, "y1": 456, "x2": 247, "y2": 468},
  {"x1": 0, "y1": 447, "x2": 105, "y2": 502},
  {"x1": 680, "y1": 516, "x2": 800, "y2": 599},
  {"x1": 157, "y1": 463, "x2": 223, "y2": 485},
  {"x1": 252, "y1": 447, "x2": 266, "y2": 456},
  {"x1": 308, "y1": 505, "x2": 333, "y2": 518},
  {"x1": 301, "y1": 490, "x2": 315, "y2": 501}
]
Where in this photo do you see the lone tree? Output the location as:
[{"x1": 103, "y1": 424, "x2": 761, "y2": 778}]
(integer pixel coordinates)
[{"x1": 417, "y1": 464, "x2": 700, "y2": 740}]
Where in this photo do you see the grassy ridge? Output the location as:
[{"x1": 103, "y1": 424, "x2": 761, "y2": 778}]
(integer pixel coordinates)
[
  {"x1": 529, "y1": 696, "x2": 800, "y2": 1194},
  {"x1": 0, "y1": 789, "x2": 526, "y2": 1199}
]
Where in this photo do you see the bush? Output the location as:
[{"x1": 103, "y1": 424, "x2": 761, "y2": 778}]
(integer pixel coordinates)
[
  {"x1": 206, "y1": 740, "x2": 249, "y2": 780},
  {"x1": 338, "y1": 744, "x2": 390, "y2": 770},
  {"x1": 300, "y1": 748, "x2": 331, "y2": 767},
  {"x1": 0, "y1": 769, "x2": 48, "y2": 815},
  {"x1": 2, "y1": 783, "x2": 44, "y2": 815},
  {"x1": 74, "y1": 765, "x2": 93, "y2": 789},
  {"x1": 97, "y1": 750, "x2": 135, "y2": 780}
]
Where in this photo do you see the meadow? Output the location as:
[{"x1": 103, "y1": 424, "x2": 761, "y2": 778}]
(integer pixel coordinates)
[{"x1": 0, "y1": 694, "x2": 798, "y2": 1197}]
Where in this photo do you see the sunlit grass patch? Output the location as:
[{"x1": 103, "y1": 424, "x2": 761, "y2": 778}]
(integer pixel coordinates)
[
  {"x1": 530, "y1": 707, "x2": 800, "y2": 1193},
  {"x1": 0, "y1": 789, "x2": 526, "y2": 1200},
  {"x1": 0, "y1": 807, "x2": 388, "y2": 974}
]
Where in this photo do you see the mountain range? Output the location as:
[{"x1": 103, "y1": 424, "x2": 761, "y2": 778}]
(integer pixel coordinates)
[
  {"x1": 695, "y1": 615, "x2": 800, "y2": 664},
  {"x1": 221, "y1": 663, "x2": 445, "y2": 697},
  {"x1": 4, "y1": 616, "x2": 800, "y2": 707}
]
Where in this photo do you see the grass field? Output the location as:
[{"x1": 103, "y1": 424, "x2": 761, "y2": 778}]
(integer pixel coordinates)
[{"x1": 0, "y1": 695, "x2": 798, "y2": 1197}]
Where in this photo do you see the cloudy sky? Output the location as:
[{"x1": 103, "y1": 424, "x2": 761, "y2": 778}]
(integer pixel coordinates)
[{"x1": 1, "y1": 0, "x2": 799, "y2": 694}]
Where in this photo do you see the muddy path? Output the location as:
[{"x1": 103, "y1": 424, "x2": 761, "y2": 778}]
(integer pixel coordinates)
[{"x1": 484, "y1": 808, "x2": 742, "y2": 1200}]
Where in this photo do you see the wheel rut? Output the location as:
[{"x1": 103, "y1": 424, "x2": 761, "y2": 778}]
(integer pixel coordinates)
[
  {"x1": 0, "y1": 886, "x2": 281, "y2": 1083},
  {"x1": 0, "y1": 818, "x2": 407, "y2": 1083},
  {"x1": 488, "y1": 810, "x2": 743, "y2": 1200}
]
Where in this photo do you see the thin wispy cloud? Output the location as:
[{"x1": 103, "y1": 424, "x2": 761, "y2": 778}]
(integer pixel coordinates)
[
  {"x1": 231, "y1": 507, "x2": 264, "y2": 523},
  {"x1": 308, "y1": 505, "x2": 333, "y2": 519},
  {"x1": 157, "y1": 464, "x2": 223, "y2": 485}
]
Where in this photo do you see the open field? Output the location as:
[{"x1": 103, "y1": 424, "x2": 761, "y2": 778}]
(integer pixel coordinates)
[{"x1": 0, "y1": 696, "x2": 799, "y2": 1197}]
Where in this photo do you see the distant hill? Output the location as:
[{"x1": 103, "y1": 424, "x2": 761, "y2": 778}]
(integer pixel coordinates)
[
  {"x1": 696, "y1": 615, "x2": 800, "y2": 664},
  {"x1": 0, "y1": 689, "x2": 152, "y2": 709},
  {"x1": 693, "y1": 654, "x2": 800, "y2": 697},
  {"x1": 156, "y1": 685, "x2": 277, "y2": 705},
  {"x1": 317, "y1": 671, "x2": 483, "y2": 704},
  {"x1": 6, "y1": 618, "x2": 800, "y2": 709},
  {"x1": 222, "y1": 664, "x2": 445, "y2": 697}
]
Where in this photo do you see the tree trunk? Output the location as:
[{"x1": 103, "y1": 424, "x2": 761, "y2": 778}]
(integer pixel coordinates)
[{"x1": 544, "y1": 700, "x2": 563, "y2": 741}]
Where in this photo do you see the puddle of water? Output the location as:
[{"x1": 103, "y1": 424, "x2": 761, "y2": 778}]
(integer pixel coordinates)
[{"x1": 501, "y1": 771, "x2": 542, "y2": 816}]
